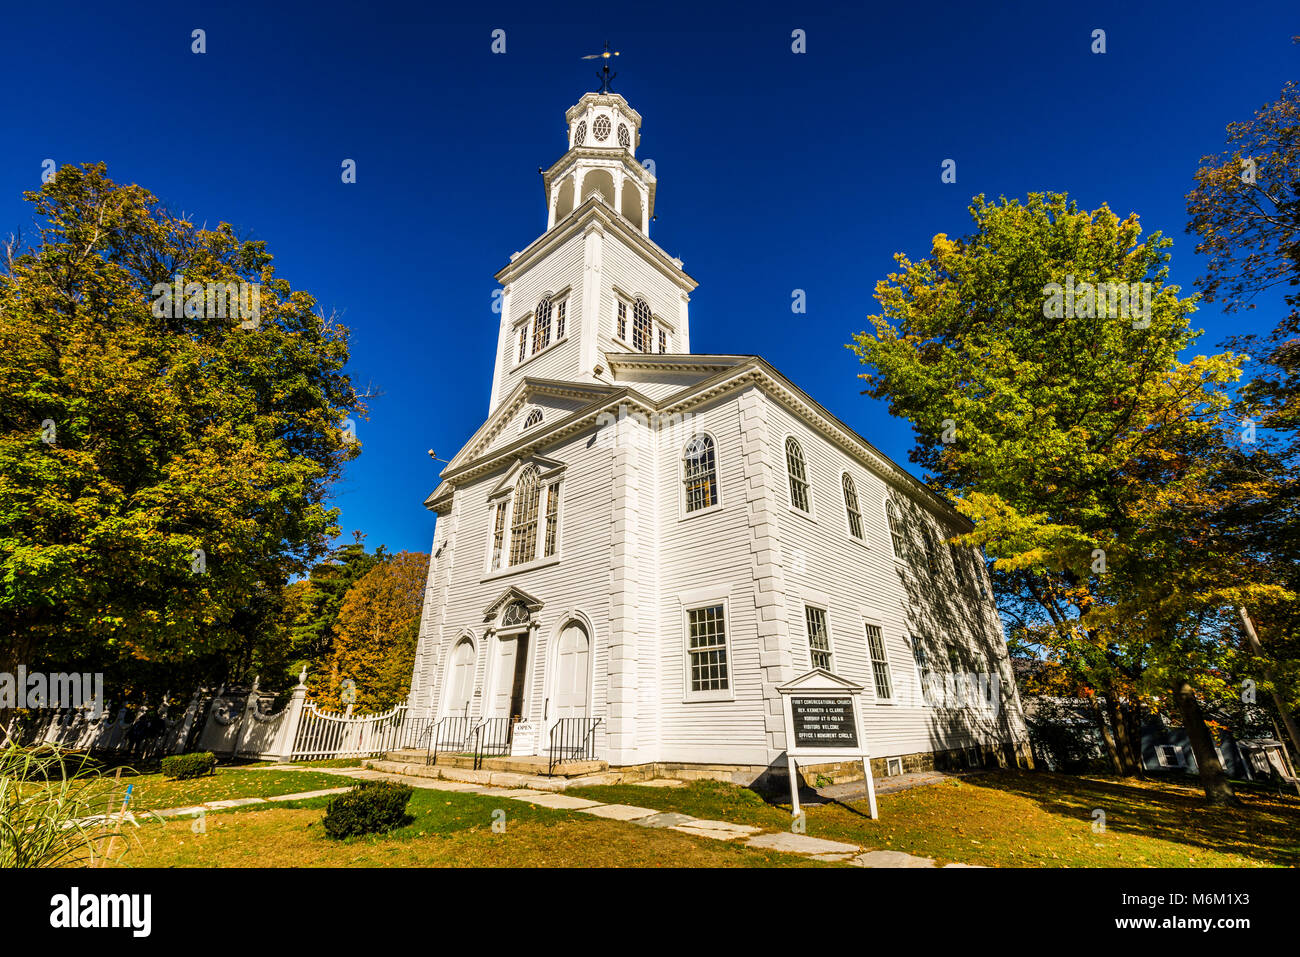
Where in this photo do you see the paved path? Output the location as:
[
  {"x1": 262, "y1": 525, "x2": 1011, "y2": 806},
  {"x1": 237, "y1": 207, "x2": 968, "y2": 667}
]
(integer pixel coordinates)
[{"x1": 153, "y1": 764, "x2": 973, "y2": 868}]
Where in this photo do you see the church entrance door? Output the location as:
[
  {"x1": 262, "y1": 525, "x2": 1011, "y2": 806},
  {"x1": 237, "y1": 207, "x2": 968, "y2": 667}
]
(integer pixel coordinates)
[{"x1": 551, "y1": 621, "x2": 591, "y2": 723}]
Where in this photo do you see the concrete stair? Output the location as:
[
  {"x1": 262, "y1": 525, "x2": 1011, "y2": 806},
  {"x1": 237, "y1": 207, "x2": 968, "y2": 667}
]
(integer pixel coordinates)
[{"x1": 372, "y1": 749, "x2": 613, "y2": 790}]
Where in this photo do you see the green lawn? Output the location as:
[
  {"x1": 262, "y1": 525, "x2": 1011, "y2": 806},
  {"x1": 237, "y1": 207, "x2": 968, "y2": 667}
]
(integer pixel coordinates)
[
  {"x1": 92, "y1": 767, "x2": 355, "y2": 816},
  {"x1": 105, "y1": 787, "x2": 824, "y2": 868},
  {"x1": 571, "y1": 771, "x2": 1300, "y2": 867},
  {"x1": 84, "y1": 767, "x2": 1300, "y2": 868}
]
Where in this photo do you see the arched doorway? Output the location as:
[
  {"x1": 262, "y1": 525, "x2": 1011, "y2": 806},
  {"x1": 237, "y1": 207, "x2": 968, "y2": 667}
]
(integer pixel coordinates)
[
  {"x1": 551, "y1": 620, "x2": 591, "y2": 722},
  {"x1": 445, "y1": 637, "x2": 475, "y2": 717}
]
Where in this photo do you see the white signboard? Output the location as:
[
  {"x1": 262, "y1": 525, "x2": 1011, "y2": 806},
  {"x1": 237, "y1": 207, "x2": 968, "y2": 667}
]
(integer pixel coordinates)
[{"x1": 777, "y1": 669, "x2": 878, "y2": 820}]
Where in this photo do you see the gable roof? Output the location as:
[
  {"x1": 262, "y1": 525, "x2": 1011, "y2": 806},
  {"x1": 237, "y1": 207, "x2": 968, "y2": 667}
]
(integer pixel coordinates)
[{"x1": 424, "y1": 352, "x2": 971, "y2": 532}]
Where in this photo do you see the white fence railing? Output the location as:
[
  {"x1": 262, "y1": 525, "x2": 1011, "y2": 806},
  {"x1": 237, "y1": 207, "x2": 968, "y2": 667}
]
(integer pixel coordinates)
[
  {"x1": 291, "y1": 702, "x2": 408, "y2": 761},
  {"x1": 13, "y1": 673, "x2": 422, "y2": 764}
]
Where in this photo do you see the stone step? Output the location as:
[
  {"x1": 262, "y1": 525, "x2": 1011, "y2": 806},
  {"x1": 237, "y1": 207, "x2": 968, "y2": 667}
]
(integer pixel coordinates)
[{"x1": 379, "y1": 750, "x2": 607, "y2": 778}]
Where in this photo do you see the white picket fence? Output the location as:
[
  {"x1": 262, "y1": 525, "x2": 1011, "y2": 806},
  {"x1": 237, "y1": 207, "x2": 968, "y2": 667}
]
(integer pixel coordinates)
[
  {"x1": 292, "y1": 702, "x2": 408, "y2": 761},
  {"x1": 16, "y1": 674, "x2": 420, "y2": 763}
]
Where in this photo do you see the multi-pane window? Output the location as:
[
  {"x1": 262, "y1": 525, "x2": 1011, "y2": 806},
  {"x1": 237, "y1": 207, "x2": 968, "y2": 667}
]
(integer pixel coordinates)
[
  {"x1": 658, "y1": 328, "x2": 667, "y2": 353},
  {"x1": 687, "y1": 604, "x2": 729, "y2": 693},
  {"x1": 617, "y1": 300, "x2": 627, "y2": 340},
  {"x1": 555, "y1": 299, "x2": 566, "y2": 340},
  {"x1": 683, "y1": 435, "x2": 718, "y2": 513},
  {"x1": 924, "y1": 527, "x2": 939, "y2": 576},
  {"x1": 632, "y1": 298, "x2": 653, "y2": 352},
  {"x1": 911, "y1": 635, "x2": 934, "y2": 706},
  {"x1": 950, "y1": 543, "x2": 969, "y2": 590},
  {"x1": 865, "y1": 623, "x2": 893, "y2": 700},
  {"x1": 517, "y1": 328, "x2": 527, "y2": 363},
  {"x1": 785, "y1": 437, "x2": 809, "y2": 512},
  {"x1": 885, "y1": 498, "x2": 906, "y2": 560},
  {"x1": 543, "y1": 482, "x2": 560, "y2": 557},
  {"x1": 509, "y1": 466, "x2": 541, "y2": 566},
  {"x1": 805, "y1": 606, "x2": 832, "y2": 670},
  {"x1": 489, "y1": 502, "x2": 507, "y2": 571},
  {"x1": 842, "y1": 473, "x2": 863, "y2": 539},
  {"x1": 532, "y1": 297, "x2": 553, "y2": 354}
]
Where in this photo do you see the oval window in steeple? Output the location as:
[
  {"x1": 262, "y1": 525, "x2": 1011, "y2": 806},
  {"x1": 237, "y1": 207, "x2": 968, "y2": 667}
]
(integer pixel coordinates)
[
  {"x1": 574, "y1": 120, "x2": 586, "y2": 146},
  {"x1": 618, "y1": 123, "x2": 631, "y2": 149},
  {"x1": 593, "y1": 115, "x2": 611, "y2": 141}
]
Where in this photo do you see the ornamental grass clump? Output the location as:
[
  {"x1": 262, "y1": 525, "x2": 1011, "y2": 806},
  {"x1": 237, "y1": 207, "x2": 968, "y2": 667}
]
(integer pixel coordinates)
[{"x1": 0, "y1": 744, "x2": 121, "y2": 867}]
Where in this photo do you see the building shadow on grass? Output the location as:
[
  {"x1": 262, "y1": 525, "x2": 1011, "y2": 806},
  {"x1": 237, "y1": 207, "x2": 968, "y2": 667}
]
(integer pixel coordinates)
[{"x1": 962, "y1": 769, "x2": 1300, "y2": 867}]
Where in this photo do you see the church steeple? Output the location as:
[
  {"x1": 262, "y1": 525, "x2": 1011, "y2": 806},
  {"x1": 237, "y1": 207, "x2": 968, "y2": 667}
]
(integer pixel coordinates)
[
  {"x1": 488, "y1": 90, "x2": 695, "y2": 414},
  {"x1": 543, "y1": 92, "x2": 655, "y2": 235}
]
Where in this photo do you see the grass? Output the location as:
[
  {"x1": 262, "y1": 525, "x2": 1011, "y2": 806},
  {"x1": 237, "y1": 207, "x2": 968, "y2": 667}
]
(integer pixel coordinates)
[
  {"x1": 102, "y1": 787, "x2": 825, "y2": 868},
  {"x1": 89, "y1": 767, "x2": 355, "y2": 816},
  {"x1": 573, "y1": 771, "x2": 1300, "y2": 867},
  {"x1": 78, "y1": 765, "x2": 1300, "y2": 868}
]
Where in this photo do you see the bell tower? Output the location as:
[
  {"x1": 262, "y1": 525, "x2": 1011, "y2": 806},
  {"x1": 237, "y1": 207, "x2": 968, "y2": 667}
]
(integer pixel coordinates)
[
  {"x1": 545, "y1": 93, "x2": 655, "y2": 235},
  {"x1": 488, "y1": 90, "x2": 696, "y2": 414}
]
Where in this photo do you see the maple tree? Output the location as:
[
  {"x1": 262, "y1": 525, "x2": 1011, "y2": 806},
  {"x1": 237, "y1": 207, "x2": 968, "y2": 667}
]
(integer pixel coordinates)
[
  {"x1": 850, "y1": 192, "x2": 1278, "y2": 804},
  {"x1": 0, "y1": 164, "x2": 364, "y2": 700},
  {"x1": 317, "y1": 551, "x2": 428, "y2": 713}
]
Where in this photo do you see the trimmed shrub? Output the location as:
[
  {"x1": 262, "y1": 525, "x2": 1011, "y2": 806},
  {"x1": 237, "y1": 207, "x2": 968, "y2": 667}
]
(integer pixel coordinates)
[
  {"x1": 160, "y1": 751, "x2": 216, "y2": 780},
  {"x1": 322, "y1": 780, "x2": 414, "y2": 839}
]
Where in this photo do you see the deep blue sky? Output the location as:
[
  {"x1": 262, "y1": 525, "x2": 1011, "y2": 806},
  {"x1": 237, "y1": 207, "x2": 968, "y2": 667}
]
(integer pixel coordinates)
[{"x1": 3, "y1": 1, "x2": 1294, "y2": 557}]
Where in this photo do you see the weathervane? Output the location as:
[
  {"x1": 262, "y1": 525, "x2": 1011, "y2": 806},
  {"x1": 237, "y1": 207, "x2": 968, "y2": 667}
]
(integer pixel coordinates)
[{"x1": 581, "y1": 41, "x2": 620, "y2": 93}]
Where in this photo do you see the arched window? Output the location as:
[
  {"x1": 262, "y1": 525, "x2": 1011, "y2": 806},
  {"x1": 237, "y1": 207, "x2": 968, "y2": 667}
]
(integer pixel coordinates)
[
  {"x1": 509, "y1": 466, "x2": 541, "y2": 566},
  {"x1": 842, "y1": 473, "x2": 863, "y2": 539},
  {"x1": 924, "y1": 527, "x2": 939, "y2": 576},
  {"x1": 785, "y1": 437, "x2": 809, "y2": 512},
  {"x1": 885, "y1": 498, "x2": 906, "y2": 559},
  {"x1": 683, "y1": 434, "x2": 718, "y2": 513},
  {"x1": 532, "y1": 297, "x2": 553, "y2": 354},
  {"x1": 523, "y1": 409, "x2": 543, "y2": 430},
  {"x1": 632, "y1": 298, "x2": 653, "y2": 352}
]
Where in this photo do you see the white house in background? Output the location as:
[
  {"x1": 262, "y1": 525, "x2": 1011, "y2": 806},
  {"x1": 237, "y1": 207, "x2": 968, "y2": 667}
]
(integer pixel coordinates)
[{"x1": 406, "y1": 89, "x2": 1031, "y2": 782}]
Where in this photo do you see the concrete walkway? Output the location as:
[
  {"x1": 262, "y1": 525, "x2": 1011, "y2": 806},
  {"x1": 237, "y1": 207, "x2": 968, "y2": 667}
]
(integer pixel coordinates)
[{"x1": 190, "y1": 764, "x2": 974, "y2": 868}]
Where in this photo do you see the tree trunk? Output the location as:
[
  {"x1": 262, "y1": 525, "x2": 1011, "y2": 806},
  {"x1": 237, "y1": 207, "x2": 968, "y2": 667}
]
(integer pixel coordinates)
[
  {"x1": 1105, "y1": 694, "x2": 1140, "y2": 776},
  {"x1": 1238, "y1": 607, "x2": 1300, "y2": 757},
  {"x1": 1090, "y1": 696, "x2": 1124, "y2": 774},
  {"x1": 1172, "y1": 678, "x2": 1238, "y2": 806}
]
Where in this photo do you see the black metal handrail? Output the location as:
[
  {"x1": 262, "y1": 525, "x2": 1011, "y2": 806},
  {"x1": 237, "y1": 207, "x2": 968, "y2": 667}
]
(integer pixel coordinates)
[
  {"x1": 471, "y1": 717, "x2": 514, "y2": 770},
  {"x1": 547, "y1": 717, "x2": 602, "y2": 776},
  {"x1": 424, "y1": 715, "x2": 474, "y2": 767}
]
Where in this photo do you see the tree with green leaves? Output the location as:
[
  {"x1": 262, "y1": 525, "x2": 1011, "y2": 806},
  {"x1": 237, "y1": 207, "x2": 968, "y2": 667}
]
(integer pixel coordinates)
[
  {"x1": 0, "y1": 163, "x2": 364, "y2": 703},
  {"x1": 1187, "y1": 77, "x2": 1300, "y2": 757},
  {"x1": 290, "y1": 532, "x2": 388, "y2": 689},
  {"x1": 319, "y1": 551, "x2": 427, "y2": 713},
  {"x1": 850, "y1": 192, "x2": 1275, "y2": 804}
]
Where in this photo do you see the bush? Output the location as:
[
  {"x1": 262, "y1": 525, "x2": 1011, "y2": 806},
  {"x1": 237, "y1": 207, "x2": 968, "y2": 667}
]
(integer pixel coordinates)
[
  {"x1": 160, "y1": 751, "x2": 216, "y2": 780},
  {"x1": 322, "y1": 780, "x2": 414, "y2": 839}
]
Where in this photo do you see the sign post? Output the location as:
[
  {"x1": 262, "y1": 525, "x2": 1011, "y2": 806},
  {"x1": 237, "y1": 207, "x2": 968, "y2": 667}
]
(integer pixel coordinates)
[{"x1": 778, "y1": 669, "x2": 877, "y2": 820}]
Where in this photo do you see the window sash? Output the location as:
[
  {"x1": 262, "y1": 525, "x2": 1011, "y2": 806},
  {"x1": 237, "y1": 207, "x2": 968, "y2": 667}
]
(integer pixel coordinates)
[
  {"x1": 865, "y1": 623, "x2": 893, "y2": 699},
  {"x1": 543, "y1": 482, "x2": 560, "y2": 556},
  {"x1": 555, "y1": 299, "x2": 566, "y2": 340},
  {"x1": 886, "y1": 500, "x2": 906, "y2": 558},
  {"x1": 509, "y1": 468, "x2": 541, "y2": 566},
  {"x1": 687, "y1": 604, "x2": 729, "y2": 692},
  {"x1": 785, "y1": 439, "x2": 809, "y2": 512},
  {"x1": 633, "y1": 299, "x2": 653, "y2": 352},
  {"x1": 617, "y1": 300, "x2": 627, "y2": 340},
  {"x1": 805, "y1": 606, "x2": 832, "y2": 670},
  {"x1": 842, "y1": 474, "x2": 863, "y2": 539},
  {"x1": 489, "y1": 502, "x2": 507, "y2": 571},
  {"x1": 532, "y1": 299, "x2": 552, "y2": 354},
  {"x1": 683, "y1": 437, "x2": 718, "y2": 513}
]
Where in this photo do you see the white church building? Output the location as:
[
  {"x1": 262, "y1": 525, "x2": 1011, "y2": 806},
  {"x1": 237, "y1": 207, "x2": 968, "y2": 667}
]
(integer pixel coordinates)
[{"x1": 407, "y1": 89, "x2": 1031, "y2": 783}]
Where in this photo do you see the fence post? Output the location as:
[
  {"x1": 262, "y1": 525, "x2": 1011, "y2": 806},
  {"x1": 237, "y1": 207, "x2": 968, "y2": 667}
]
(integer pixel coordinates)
[
  {"x1": 170, "y1": 690, "x2": 204, "y2": 756},
  {"x1": 270, "y1": 670, "x2": 311, "y2": 763}
]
